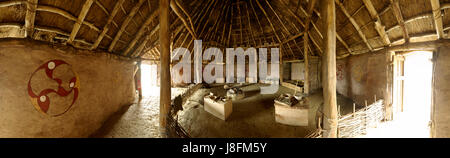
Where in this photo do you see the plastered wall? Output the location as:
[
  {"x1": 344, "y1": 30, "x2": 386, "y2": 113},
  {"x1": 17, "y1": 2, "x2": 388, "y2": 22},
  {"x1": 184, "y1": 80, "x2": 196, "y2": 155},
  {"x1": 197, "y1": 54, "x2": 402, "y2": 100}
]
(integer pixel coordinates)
[
  {"x1": 336, "y1": 52, "x2": 386, "y2": 105},
  {"x1": 0, "y1": 39, "x2": 136, "y2": 137},
  {"x1": 432, "y1": 47, "x2": 450, "y2": 137}
]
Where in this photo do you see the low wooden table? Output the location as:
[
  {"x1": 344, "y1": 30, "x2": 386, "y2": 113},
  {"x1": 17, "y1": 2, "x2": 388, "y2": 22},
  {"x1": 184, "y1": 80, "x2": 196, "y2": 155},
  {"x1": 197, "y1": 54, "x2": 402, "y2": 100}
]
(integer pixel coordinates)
[
  {"x1": 204, "y1": 96, "x2": 232, "y2": 121},
  {"x1": 274, "y1": 99, "x2": 309, "y2": 126}
]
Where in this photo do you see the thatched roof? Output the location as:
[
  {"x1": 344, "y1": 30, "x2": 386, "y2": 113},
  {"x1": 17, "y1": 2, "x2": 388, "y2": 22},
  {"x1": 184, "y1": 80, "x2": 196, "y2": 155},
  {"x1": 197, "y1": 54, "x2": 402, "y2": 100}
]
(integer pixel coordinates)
[{"x1": 0, "y1": 0, "x2": 447, "y2": 60}]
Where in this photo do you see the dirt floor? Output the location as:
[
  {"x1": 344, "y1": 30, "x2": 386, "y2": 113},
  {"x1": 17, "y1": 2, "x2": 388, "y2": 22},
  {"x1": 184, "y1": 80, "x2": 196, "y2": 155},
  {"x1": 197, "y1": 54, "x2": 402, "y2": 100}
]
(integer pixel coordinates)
[
  {"x1": 92, "y1": 84, "x2": 355, "y2": 138},
  {"x1": 90, "y1": 88, "x2": 187, "y2": 138}
]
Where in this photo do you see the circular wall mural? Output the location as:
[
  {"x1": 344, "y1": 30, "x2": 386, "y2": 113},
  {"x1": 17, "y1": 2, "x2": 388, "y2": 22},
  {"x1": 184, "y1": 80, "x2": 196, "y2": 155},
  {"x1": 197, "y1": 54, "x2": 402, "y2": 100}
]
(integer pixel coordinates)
[{"x1": 27, "y1": 60, "x2": 80, "y2": 116}]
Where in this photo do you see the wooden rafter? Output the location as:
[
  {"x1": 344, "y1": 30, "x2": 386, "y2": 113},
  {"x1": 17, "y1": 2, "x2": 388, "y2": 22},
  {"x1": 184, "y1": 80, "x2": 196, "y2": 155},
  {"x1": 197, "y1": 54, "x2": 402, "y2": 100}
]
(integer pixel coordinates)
[
  {"x1": 204, "y1": 1, "x2": 228, "y2": 44},
  {"x1": 25, "y1": 0, "x2": 38, "y2": 37},
  {"x1": 264, "y1": 0, "x2": 295, "y2": 57},
  {"x1": 68, "y1": 0, "x2": 94, "y2": 44},
  {"x1": 170, "y1": 0, "x2": 197, "y2": 39},
  {"x1": 390, "y1": 0, "x2": 409, "y2": 42},
  {"x1": 108, "y1": 0, "x2": 146, "y2": 52},
  {"x1": 131, "y1": 25, "x2": 160, "y2": 57},
  {"x1": 336, "y1": 0, "x2": 373, "y2": 51},
  {"x1": 194, "y1": 0, "x2": 215, "y2": 35},
  {"x1": 36, "y1": 5, "x2": 99, "y2": 32},
  {"x1": 227, "y1": 5, "x2": 233, "y2": 46},
  {"x1": 91, "y1": 0, "x2": 125, "y2": 50},
  {"x1": 123, "y1": 8, "x2": 159, "y2": 56},
  {"x1": 237, "y1": 0, "x2": 243, "y2": 44},
  {"x1": 255, "y1": 0, "x2": 281, "y2": 43},
  {"x1": 0, "y1": 0, "x2": 26, "y2": 7},
  {"x1": 363, "y1": 0, "x2": 391, "y2": 46},
  {"x1": 245, "y1": 2, "x2": 257, "y2": 46},
  {"x1": 336, "y1": 34, "x2": 352, "y2": 54},
  {"x1": 430, "y1": 0, "x2": 444, "y2": 39},
  {"x1": 279, "y1": 0, "x2": 323, "y2": 54},
  {"x1": 249, "y1": 0, "x2": 265, "y2": 45},
  {"x1": 198, "y1": 0, "x2": 219, "y2": 39}
]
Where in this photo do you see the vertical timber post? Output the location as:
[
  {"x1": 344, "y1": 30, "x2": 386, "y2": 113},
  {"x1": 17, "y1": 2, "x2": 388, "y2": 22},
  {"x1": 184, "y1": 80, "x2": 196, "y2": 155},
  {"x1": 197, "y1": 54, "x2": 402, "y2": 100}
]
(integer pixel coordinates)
[
  {"x1": 137, "y1": 60, "x2": 143, "y2": 100},
  {"x1": 322, "y1": 0, "x2": 338, "y2": 138},
  {"x1": 304, "y1": 33, "x2": 310, "y2": 94},
  {"x1": 159, "y1": 0, "x2": 171, "y2": 136},
  {"x1": 280, "y1": 46, "x2": 284, "y2": 83}
]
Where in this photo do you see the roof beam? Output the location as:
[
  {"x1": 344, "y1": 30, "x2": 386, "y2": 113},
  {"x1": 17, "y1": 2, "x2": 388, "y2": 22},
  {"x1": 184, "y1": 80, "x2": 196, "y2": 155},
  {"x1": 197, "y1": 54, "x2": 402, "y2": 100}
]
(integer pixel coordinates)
[
  {"x1": 390, "y1": 0, "x2": 409, "y2": 42},
  {"x1": 279, "y1": 0, "x2": 323, "y2": 54},
  {"x1": 255, "y1": 0, "x2": 281, "y2": 43},
  {"x1": 123, "y1": 8, "x2": 159, "y2": 56},
  {"x1": 91, "y1": 0, "x2": 125, "y2": 50},
  {"x1": 363, "y1": 0, "x2": 391, "y2": 46},
  {"x1": 68, "y1": 0, "x2": 94, "y2": 44},
  {"x1": 336, "y1": 0, "x2": 373, "y2": 51},
  {"x1": 237, "y1": 0, "x2": 243, "y2": 44},
  {"x1": 131, "y1": 25, "x2": 160, "y2": 57},
  {"x1": 430, "y1": 0, "x2": 444, "y2": 39},
  {"x1": 25, "y1": 0, "x2": 38, "y2": 37},
  {"x1": 245, "y1": 3, "x2": 257, "y2": 46},
  {"x1": 36, "y1": 5, "x2": 100, "y2": 32},
  {"x1": 170, "y1": 0, "x2": 197, "y2": 39},
  {"x1": 249, "y1": 0, "x2": 266, "y2": 45},
  {"x1": 108, "y1": 0, "x2": 146, "y2": 52},
  {"x1": 0, "y1": 0, "x2": 26, "y2": 7}
]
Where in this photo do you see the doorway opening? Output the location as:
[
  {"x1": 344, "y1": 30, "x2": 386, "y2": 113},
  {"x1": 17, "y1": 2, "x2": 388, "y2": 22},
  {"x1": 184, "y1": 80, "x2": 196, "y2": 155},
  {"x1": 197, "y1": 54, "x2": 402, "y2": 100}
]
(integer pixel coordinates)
[
  {"x1": 362, "y1": 51, "x2": 433, "y2": 138},
  {"x1": 141, "y1": 63, "x2": 159, "y2": 97},
  {"x1": 394, "y1": 51, "x2": 433, "y2": 137},
  {"x1": 388, "y1": 51, "x2": 433, "y2": 137}
]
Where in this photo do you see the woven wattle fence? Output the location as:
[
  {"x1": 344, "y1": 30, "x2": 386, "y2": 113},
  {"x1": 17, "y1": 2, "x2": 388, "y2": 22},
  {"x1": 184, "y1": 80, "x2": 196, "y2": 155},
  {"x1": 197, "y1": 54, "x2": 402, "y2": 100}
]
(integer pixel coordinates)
[
  {"x1": 167, "y1": 84, "x2": 203, "y2": 138},
  {"x1": 337, "y1": 100, "x2": 384, "y2": 138}
]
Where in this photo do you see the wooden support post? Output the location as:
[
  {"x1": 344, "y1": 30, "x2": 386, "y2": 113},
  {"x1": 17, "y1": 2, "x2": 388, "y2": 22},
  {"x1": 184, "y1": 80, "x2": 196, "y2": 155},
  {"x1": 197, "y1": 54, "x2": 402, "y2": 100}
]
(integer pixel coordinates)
[
  {"x1": 302, "y1": 0, "x2": 316, "y2": 94},
  {"x1": 304, "y1": 34, "x2": 310, "y2": 94},
  {"x1": 136, "y1": 61, "x2": 143, "y2": 100},
  {"x1": 353, "y1": 103, "x2": 356, "y2": 117},
  {"x1": 159, "y1": 0, "x2": 171, "y2": 135},
  {"x1": 385, "y1": 51, "x2": 394, "y2": 120},
  {"x1": 322, "y1": 0, "x2": 338, "y2": 138}
]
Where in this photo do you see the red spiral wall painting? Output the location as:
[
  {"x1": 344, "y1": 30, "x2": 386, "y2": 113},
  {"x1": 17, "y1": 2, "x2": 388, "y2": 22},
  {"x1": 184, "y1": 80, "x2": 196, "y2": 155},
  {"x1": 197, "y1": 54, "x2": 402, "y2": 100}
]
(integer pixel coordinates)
[{"x1": 27, "y1": 60, "x2": 80, "y2": 116}]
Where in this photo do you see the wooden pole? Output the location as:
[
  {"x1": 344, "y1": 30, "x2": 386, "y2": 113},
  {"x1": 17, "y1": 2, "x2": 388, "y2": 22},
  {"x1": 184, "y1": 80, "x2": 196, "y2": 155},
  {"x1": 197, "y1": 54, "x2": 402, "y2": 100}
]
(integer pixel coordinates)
[
  {"x1": 304, "y1": 34, "x2": 310, "y2": 94},
  {"x1": 136, "y1": 61, "x2": 143, "y2": 100},
  {"x1": 302, "y1": 0, "x2": 316, "y2": 94},
  {"x1": 159, "y1": 0, "x2": 171, "y2": 135},
  {"x1": 322, "y1": 0, "x2": 338, "y2": 138}
]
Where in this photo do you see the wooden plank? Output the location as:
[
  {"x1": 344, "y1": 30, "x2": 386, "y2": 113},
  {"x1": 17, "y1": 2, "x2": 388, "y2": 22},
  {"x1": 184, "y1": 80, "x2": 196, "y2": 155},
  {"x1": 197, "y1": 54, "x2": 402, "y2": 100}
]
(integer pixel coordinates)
[
  {"x1": 108, "y1": 0, "x2": 146, "y2": 52},
  {"x1": 68, "y1": 0, "x2": 94, "y2": 44},
  {"x1": 430, "y1": 0, "x2": 444, "y2": 39},
  {"x1": 91, "y1": 0, "x2": 125, "y2": 50}
]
